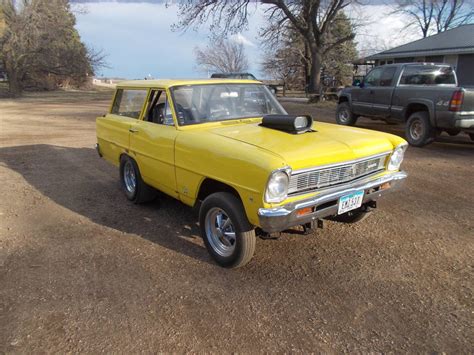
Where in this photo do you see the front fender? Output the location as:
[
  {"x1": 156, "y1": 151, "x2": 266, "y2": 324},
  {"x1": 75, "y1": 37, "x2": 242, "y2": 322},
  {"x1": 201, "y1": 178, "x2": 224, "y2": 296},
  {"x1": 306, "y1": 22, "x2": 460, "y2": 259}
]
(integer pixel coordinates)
[{"x1": 174, "y1": 130, "x2": 286, "y2": 226}]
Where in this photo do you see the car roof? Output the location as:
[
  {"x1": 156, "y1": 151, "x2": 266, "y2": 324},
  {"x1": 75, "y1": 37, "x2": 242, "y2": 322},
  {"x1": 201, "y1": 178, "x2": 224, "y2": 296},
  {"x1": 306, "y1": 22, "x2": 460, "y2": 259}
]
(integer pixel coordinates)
[{"x1": 116, "y1": 78, "x2": 262, "y2": 89}]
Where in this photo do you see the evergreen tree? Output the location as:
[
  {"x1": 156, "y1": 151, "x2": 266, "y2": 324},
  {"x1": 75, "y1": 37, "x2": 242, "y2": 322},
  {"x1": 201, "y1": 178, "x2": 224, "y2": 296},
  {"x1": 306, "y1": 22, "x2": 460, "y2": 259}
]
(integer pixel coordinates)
[{"x1": 1, "y1": 0, "x2": 92, "y2": 95}]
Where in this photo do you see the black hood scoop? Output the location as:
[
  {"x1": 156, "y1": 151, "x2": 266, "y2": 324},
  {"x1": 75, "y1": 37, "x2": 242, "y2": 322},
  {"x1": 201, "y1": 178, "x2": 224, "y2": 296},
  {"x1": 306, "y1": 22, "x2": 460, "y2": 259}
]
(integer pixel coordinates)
[{"x1": 260, "y1": 114, "x2": 314, "y2": 134}]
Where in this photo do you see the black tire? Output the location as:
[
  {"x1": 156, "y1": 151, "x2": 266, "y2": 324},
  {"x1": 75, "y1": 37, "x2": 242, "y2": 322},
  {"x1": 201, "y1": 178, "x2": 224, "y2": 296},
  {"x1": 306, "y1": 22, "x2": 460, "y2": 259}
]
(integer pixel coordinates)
[
  {"x1": 336, "y1": 102, "x2": 358, "y2": 126},
  {"x1": 329, "y1": 210, "x2": 372, "y2": 224},
  {"x1": 469, "y1": 133, "x2": 474, "y2": 141},
  {"x1": 199, "y1": 192, "x2": 256, "y2": 268},
  {"x1": 405, "y1": 111, "x2": 436, "y2": 147},
  {"x1": 119, "y1": 155, "x2": 156, "y2": 204}
]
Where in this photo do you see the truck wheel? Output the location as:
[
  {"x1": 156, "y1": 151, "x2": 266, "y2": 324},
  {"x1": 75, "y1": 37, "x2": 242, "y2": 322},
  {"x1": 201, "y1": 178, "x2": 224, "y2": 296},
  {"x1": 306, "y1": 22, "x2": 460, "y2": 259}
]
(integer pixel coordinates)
[
  {"x1": 119, "y1": 155, "x2": 156, "y2": 204},
  {"x1": 405, "y1": 112, "x2": 436, "y2": 147},
  {"x1": 336, "y1": 102, "x2": 358, "y2": 126},
  {"x1": 199, "y1": 192, "x2": 256, "y2": 268}
]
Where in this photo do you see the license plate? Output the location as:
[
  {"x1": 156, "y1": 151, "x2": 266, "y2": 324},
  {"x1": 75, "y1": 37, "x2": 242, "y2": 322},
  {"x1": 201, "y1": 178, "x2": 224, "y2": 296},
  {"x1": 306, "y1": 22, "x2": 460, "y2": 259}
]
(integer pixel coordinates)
[{"x1": 338, "y1": 191, "x2": 364, "y2": 215}]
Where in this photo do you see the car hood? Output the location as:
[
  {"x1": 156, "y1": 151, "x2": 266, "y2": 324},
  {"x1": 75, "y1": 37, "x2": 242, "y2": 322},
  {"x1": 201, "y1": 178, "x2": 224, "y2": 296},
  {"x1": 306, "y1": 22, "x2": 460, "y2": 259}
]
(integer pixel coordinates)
[{"x1": 208, "y1": 122, "x2": 396, "y2": 170}]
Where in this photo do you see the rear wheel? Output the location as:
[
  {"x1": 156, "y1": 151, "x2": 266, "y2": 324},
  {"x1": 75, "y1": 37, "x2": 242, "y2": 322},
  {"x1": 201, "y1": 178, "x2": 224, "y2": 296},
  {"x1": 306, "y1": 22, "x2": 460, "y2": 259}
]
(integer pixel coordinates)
[
  {"x1": 199, "y1": 192, "x2": 256, "y2": 268},
  {"x1": 336, "y1": 102, "x2": 358, "y2": 126},
  {"x1": 405, "y1": 111, "x2": 436, "y2": 147},
  {"x1": 120, "y1": 155, "x2": 156, "y2": 204}
]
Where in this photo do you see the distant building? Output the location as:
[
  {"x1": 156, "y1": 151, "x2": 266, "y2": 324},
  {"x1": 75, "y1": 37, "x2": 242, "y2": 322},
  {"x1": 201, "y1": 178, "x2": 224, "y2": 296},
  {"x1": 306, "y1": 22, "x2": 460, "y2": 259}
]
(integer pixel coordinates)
[{"x1": 358, "y1": 24, "x2": 474, "y2": 86}]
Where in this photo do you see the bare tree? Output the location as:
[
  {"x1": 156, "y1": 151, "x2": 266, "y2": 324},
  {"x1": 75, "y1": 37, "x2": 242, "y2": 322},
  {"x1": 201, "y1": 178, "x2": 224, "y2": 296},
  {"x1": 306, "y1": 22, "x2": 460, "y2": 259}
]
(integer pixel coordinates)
[
  {"x1": 86, "y1": 46, "x2": 109, "y2": 74},
  {"x1": 174, "y1": 0, "x2": 357, "y2": 94},
  {"x1": 434, "y1": 0, "x2": 474, "y2": 33},
  {"x1": 393, "y1": 0, "x2": 473, "y2": 38},
  {"x1": 195, "y1": 38, "x2": 249, "y2": 73}
]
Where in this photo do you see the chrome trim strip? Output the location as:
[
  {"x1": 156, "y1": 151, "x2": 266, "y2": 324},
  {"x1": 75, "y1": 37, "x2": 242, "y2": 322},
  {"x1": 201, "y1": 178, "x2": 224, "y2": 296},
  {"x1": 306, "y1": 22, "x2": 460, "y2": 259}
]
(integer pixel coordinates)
[
  {"x1": 291, "y1": 151, "x2": 392, "y2": 175},
  {"x1": 258, "y1": 171, "x2": 407, "y2": 233},
  {"x1": 352, "y1": 102, "x2": 371, "y2": 107},
  {"x1": 458, "y1": 111, "x2": 474, "y2": 116}
]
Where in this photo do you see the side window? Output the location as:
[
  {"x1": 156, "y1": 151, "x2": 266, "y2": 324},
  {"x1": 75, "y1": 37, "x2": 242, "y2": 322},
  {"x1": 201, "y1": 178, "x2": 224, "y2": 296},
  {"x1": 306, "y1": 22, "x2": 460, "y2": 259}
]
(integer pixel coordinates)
[
  {"x1": 145, "y1": 90, "x2": 175, "y2": 126},
  {"x1": 399, "y1": 65, "x2": 456, "y2": 85},
  {"x1": 379, "y1": 67, "x2": 397, "y2": 87},
  {"x1": 111, "y1": 89, "x2": 147, "y2": 119},
  {"x1": 364, "y1": 68, "x2": 383, "y2": 87}
]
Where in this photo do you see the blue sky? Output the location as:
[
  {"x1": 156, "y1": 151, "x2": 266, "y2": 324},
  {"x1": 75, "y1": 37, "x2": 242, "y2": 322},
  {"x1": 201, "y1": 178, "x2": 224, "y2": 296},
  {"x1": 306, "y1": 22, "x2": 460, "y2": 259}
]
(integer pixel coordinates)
[
  {"x1": 73, "y1": 1, "x2": 419, "y2": 79},
  {"x1": 74, "y1": 1, "x2": 266, "y2": 79}
]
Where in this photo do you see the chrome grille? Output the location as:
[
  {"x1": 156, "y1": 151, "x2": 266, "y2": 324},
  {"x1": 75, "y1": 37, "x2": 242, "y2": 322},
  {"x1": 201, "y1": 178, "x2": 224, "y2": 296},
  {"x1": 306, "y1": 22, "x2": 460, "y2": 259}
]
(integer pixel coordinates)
[{"x1": 288, "y1": 154, "x2": 388, "y2": 194}]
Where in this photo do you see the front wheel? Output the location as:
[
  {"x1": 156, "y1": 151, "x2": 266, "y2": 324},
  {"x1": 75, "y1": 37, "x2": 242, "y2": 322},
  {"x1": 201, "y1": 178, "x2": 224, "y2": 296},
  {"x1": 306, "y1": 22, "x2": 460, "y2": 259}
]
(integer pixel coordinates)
[
  {"x1": 335, "y1": 102, "x2": 358, "y2": 126},
  {"x1": 199, "y1": 192, "x2": 256, "y2": 268}
]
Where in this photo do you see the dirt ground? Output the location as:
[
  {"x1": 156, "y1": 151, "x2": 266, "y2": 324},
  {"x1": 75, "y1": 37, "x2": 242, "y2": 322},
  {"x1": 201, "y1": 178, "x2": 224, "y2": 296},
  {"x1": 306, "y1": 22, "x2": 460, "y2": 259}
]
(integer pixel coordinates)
[{"x1": 0, "y1": 90, "x2": 473, "y2": 353}]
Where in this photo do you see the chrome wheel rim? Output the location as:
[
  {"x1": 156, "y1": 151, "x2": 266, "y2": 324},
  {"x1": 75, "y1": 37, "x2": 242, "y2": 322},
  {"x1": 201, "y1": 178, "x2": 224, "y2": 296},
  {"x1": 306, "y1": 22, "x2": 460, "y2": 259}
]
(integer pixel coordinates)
[
  {"x1": 205, "y1": 207, "x2": 236, "y2": 257},
  {"x1": 123, "y1": 161, "x2": 136, "y2": 194},
  {"x1": 338, "y1": 108, "x2": 350, "y2": 123},
  {"x1": 410, "y1": 119, "x2": 423, "y2": 140}
]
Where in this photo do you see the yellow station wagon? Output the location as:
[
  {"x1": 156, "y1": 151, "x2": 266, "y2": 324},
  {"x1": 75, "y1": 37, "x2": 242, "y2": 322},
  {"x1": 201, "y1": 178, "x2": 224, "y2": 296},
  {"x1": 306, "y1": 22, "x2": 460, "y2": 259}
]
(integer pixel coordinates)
[{"x1": 96, "y1": 79, "x2": 408, "y2": 268}]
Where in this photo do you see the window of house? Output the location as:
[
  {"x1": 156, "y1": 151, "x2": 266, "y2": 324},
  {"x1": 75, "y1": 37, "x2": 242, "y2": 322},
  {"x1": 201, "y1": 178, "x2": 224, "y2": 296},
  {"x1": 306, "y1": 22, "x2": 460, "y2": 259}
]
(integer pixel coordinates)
[{"x1": 111, "y1": 89, "x2": 147, "y2": 119}]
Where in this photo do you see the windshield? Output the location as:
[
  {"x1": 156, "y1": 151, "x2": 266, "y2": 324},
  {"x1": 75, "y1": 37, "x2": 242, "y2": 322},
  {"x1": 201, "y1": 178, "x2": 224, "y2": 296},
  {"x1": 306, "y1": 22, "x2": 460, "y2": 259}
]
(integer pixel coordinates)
[{"x1": 170, "y1": 84, "x2": 286, "y2": 125}]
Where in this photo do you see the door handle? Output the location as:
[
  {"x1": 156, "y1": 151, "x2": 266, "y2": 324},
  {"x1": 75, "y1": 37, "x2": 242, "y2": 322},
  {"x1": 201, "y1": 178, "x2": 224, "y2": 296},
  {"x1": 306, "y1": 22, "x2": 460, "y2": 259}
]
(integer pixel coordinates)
[
  {"x1": 370, "y1": 89, "x2": 374, "y2": 94},
  {"x1": 129, "y1": 128, "x2": 139, "y2": 133}
]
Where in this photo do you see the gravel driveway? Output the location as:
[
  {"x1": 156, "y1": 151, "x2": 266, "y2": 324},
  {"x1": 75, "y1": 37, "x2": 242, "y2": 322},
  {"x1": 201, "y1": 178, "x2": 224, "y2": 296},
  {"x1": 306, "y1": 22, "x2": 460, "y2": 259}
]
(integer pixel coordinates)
[{"x1": 0, "y1": 91, "x2": 472, "y2": 353}]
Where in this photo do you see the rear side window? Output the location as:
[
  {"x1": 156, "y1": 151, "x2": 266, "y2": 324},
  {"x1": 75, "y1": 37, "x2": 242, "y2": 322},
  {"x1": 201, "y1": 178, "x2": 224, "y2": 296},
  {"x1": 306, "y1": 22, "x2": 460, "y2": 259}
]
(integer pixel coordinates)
[
  {"x1": 379, "y1": 67, "x2": 397, "y2": 86},
  {"x1": 111, "y1": 89, "x2": 148, "y2": 118},
  {"x1": 400, "y1": 65, "x2": 456, "y2": 85}
]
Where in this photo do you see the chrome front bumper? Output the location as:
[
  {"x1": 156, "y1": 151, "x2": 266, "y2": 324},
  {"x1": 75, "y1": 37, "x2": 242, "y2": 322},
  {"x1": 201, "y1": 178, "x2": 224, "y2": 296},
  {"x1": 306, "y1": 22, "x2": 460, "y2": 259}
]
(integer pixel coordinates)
[{"x1": 258, "y1": 171, "x2": 407, "y2": 233}]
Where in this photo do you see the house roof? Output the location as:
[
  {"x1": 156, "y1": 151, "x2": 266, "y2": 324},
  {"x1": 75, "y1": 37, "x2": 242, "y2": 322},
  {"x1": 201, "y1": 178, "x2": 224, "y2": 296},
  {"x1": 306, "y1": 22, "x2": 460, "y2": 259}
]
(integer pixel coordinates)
[{"x1": 366, "y1": 24, "x2": 474, "y2": 60}]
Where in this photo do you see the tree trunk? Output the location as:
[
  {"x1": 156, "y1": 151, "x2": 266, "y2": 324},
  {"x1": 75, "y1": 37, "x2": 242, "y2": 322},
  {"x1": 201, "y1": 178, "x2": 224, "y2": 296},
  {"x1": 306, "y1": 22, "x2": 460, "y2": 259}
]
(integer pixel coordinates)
[
  {"x1": 5, "y1": 62, "x2": 23, "y2": 97},
  {"x1": 308, "y1": 46, "x2": 322, "y2": 95}
]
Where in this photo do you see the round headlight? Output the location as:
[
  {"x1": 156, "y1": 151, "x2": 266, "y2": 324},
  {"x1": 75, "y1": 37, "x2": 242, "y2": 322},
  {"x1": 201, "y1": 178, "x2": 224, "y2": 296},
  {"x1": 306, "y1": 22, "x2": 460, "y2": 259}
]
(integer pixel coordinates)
[
  {"x1": 265, "y1": 170, "x2": 289, "y2": 203},
  {"x1": 294, "y1": 116, "x2": 309, "y2": 129},
  {"x1": 388, "y1": 144, "x2": 407, "y2": 171}
]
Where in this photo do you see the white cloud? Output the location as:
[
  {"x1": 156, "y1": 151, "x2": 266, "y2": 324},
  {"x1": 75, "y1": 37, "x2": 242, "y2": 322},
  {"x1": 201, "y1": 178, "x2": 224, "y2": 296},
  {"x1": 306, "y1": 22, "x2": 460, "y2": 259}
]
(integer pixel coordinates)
[
  {"x1": 345, "y1": 4, "x2": 421, "y2": 57},
  {"x1": 230, "y1": 33, "x2": 256, "y2": 47}
]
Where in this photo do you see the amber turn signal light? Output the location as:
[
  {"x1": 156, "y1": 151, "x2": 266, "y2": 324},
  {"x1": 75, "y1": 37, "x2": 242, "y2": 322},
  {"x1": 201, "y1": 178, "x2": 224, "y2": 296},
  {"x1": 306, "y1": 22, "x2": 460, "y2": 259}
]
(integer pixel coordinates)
[{"x1": 297, "y1": 207, "x2": 313, "y2": 217}]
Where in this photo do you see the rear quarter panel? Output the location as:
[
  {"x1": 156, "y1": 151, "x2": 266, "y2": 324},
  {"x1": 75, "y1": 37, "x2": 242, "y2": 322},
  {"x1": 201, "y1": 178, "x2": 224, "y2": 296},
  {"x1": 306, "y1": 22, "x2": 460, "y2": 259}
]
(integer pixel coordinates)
[{"x1": 96, "y1": 114, "x2": 134, "y2": 166}]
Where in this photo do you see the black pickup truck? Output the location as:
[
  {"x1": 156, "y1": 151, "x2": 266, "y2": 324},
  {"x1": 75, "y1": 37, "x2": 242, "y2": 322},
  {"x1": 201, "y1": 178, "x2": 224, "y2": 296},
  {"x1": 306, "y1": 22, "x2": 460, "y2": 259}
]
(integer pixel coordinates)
[{"x1": 336, "y1": 63, "x2": 474, "y2": 146}]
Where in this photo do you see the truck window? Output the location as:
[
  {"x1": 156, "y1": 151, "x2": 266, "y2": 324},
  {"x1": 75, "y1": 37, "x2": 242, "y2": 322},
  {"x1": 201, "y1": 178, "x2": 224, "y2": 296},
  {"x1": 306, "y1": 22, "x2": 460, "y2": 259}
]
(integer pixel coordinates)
[
  {"x1": 111, "y1": 89, "x2": 148, "y2": 119},
  {"x1": 379, "y1": 67, "x2": 397, "y2": 86},
  {"x1": 363, "y1": 68, "x2": 383, "y2": 87},
  {"x1": 145, "y1": 90, "x2": 175, "y2": 126},
  {"x1": 400, "y1": 65, "x2": 456, "y2": 85}
]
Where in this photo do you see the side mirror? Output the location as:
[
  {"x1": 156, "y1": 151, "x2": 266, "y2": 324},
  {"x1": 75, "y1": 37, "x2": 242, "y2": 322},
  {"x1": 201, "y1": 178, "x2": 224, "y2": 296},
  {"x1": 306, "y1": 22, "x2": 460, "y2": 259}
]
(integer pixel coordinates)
[{"x1": 359, "y1": 81, "x2": 365, "y2": 88}]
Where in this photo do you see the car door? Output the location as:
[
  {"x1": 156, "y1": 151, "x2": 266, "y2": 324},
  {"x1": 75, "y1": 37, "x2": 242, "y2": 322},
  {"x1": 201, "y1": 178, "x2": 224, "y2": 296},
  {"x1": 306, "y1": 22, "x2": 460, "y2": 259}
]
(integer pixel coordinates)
[
  {"x1": 97, "y1": 88, "x2": 148, "y2": 165},
  {"x1": 351, "y1": 67, "x2": 383, "y2": 116},
  {"x1": 129, "y1": 89, "x2": 179, "y2": 198},
  {"x1": 370, "y1": 66, "x2": 398, "y2": 118}
]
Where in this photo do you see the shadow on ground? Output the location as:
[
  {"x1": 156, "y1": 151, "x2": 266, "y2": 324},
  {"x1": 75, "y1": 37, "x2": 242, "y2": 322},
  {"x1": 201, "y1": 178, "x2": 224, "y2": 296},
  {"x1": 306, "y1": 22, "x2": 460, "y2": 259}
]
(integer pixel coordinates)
[{"x1": 0, "y1": 144, "x2": 211, "y2": 264}]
